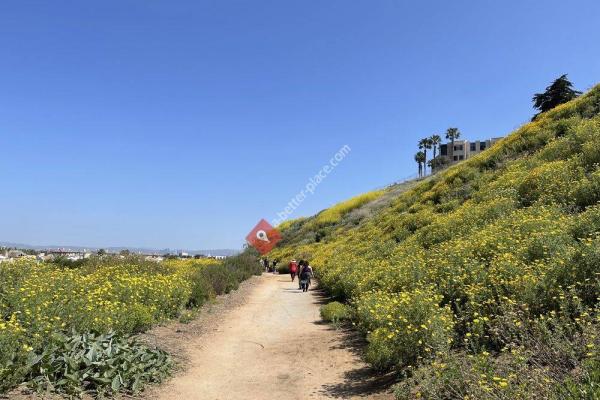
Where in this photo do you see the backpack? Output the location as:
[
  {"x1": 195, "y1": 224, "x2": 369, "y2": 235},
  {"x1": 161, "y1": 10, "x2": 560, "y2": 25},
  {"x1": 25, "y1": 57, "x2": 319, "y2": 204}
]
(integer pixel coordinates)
[{"x1": 300, "y1": 267, "x2": 310, "y2": 280}]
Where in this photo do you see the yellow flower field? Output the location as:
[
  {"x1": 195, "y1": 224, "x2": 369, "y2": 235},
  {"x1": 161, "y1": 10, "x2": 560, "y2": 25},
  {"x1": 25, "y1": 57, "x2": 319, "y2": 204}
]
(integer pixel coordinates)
[{"x1": 0, "y1": 253, "x2": 261, "y2": 394}]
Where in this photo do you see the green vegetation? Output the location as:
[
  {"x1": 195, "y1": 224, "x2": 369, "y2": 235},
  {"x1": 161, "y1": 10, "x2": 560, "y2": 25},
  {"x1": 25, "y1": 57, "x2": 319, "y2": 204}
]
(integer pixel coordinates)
[
  {"x1": 178, "y1": 309, "x2": 198, "y2": 324},
  {"x1": 416, "y1": 133, "x2": 444, "y2": 177},
  {"x1": 445, "y1": 127, "x2": 460, "y2": 149},
  {"x1": 533, "y1": 74, "x2": 582, "y2": 120},
  {"x1": 270, "y1": 83, "x2": 600, "y2": 398},
  {"x1": 415, "y1": 151, "x2": 426, "y2": 178},
  {"x1": 0, "y1": 251, "x2": 261, "y2": 396},
  {"x1": 27, "y1": 331, "x2": 172, "y2": 397},
  {"x1": 320, "y1": 301, "x2": 351, "y2": 326},
  {"x1": 418, "y1": 137, "x2": 433, "y2": 175}
]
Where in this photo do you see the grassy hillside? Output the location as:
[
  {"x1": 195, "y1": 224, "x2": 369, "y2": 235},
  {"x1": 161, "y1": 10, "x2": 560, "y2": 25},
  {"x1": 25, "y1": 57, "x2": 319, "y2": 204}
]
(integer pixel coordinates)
[
  {"x1": 273, "y1": 179, "x2": 419, "y2": 264},
  {"x1": 270, "y1": 84, "x2": 600, "y2": 398}
]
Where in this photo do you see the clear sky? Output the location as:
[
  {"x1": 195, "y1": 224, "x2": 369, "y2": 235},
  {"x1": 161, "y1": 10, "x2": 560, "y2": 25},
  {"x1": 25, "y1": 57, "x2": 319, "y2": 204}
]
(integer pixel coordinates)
[{"x1": 1, "y1": 1, "x2": 599, "y2": 250}]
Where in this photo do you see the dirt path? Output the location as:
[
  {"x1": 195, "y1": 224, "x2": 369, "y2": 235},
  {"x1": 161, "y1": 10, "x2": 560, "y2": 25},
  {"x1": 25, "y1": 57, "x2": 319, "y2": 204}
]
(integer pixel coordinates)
[{"x1": 147, "y1": 273, "x2": 394, "y2": 400}]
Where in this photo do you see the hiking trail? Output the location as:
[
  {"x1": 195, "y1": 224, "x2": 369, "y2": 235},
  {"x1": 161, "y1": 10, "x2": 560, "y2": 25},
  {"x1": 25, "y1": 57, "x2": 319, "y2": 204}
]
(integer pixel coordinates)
[{"x1": 146, "y1": 273, "x2": 393, "y2": 400}]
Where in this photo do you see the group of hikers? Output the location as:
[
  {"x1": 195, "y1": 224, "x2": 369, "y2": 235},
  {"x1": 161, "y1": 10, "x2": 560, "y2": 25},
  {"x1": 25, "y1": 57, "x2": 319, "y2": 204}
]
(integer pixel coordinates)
[
  {"x1": 288, "y1": 259, "x2": 313, "y2": 292},
  {"x1": 260, "y1": 257, "x2": 314, "y2": 292},
  {"x1": 262, "y1": 258, "x2": 278, "y2": 272}
]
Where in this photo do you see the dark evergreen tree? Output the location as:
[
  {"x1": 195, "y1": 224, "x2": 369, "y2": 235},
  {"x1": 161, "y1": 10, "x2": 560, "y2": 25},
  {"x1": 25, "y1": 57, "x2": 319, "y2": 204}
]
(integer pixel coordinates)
[{"x1": 532, "y1": 74, "x2": 581, "y2": 120}]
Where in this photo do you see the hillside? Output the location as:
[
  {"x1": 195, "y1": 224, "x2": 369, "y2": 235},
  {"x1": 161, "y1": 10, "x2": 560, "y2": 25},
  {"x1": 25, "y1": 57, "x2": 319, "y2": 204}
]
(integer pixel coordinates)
[{"x1": 270, "y1": 84, "x2": 600, "y2": 398}]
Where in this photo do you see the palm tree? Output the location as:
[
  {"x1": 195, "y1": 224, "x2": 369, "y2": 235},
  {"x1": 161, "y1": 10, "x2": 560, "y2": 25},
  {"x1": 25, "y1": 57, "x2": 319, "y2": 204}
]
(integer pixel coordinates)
[
  {"x1": 430, "y1": 134, "x2": 441, "y2": 160},
  {"x1": 445, "y1": 128, "x2": 460, "y2": 160},
  {"x1": 415, "y1": 151, "x2": 425, "y2": 178},
  {"x1": 418, "y1": 138, "x2": 433, "y2": 175}
]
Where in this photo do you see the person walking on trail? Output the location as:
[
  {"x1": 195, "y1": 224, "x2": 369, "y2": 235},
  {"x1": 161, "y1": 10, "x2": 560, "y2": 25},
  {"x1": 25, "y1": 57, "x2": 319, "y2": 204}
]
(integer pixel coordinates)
[
  {"x1": 289, "y1": 259, "x2": 298, "y2": 282},
  {"x1": 272, "y1": 259, "x2": 278, "y2": 274},
  {"x1": 299, "y1": 261, "x2": 313, "y2": 292},
  {"x1": 305, "y1": 261, "x2": 314, "y2": 289},
  {"x1": 297, "y1": 260, "x2": 305, "y2": 289},
  {"x1": 304, "y1": 261, "x2": 314, "y2": 289}
]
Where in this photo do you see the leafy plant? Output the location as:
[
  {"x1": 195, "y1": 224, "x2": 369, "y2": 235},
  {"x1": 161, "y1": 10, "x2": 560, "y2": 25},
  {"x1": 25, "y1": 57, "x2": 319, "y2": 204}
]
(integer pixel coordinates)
[{"x1": 26, "y1": 331, "x2": 172, "y2": 397}]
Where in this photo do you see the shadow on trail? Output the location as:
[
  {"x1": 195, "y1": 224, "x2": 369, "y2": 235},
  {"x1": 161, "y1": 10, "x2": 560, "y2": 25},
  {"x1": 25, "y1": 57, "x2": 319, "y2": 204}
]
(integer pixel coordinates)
[
  {"x1": 320, "y1": 328, "x2": 398, "y2": 398},
  {"x1": 308, "y1": 288, "x2": 330, "y2": 306},
  {"x1": 310, "y1": 289, "x2": 399, "y2": 398}
]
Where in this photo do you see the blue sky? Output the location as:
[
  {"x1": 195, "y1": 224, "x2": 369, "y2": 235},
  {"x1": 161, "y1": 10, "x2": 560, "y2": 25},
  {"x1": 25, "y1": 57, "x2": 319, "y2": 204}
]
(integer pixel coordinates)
[{"x1": 1, "y1": 1, "x2": 599, "y2": 250}]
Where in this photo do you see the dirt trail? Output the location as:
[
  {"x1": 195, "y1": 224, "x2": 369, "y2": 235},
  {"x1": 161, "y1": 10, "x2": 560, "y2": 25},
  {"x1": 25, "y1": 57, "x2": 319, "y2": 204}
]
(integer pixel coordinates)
[{"x1": 148, "y1": 273, "x2": 393, "y2": 400}]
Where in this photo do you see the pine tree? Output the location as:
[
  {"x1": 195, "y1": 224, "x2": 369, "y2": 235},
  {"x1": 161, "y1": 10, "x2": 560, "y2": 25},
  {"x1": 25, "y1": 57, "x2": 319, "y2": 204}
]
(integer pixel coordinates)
[{"x1": 532, "y1": 74, "x2": 581, "y2": 120}]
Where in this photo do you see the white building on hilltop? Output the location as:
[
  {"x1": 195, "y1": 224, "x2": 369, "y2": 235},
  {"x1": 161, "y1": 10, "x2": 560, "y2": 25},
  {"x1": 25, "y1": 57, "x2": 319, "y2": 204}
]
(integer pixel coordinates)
[{"x1": 431, "y1": 137, "x2": 503, "y2": 172}]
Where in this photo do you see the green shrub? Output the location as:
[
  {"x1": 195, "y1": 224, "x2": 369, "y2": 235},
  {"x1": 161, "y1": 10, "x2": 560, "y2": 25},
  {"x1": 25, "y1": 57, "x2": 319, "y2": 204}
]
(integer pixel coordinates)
[
  {"x1": 320, "y1": 301, "x2": 351, "y2": 324},
  {"x1": 0, "y1": 315, "x2": 29, "y2": 392},
  {"x1": 186, "y1": 269, "x2": 216, "y2": 307},
  {"x1": 576, "y1": 118, "x2": 600, "y2": 168},
  {"x1": 177, "y1": 251, "x2": 261, "y2": 307},
  {"x1": 26, "y1": 331, "x2": 172, "y2": 396},
  {"x1": 122, "y1": 303, "x2": 155, "y2": 333},
  {"x1": 517, "y1": 159, "x2": 584, "y2": 206},
  {"x1": 223, "y1": 251, "x2": 263, "y2": 282},
  {"x1": 276, "y1": 263, "x2": 290, "y2": 274},
  {"x1": 574, "y1": 169, "x2": 600, "y2": 208},
  {"x1": 560, "y1": 358, "x2": 600, "y2": 399},
  {"x1": 570, "y1": 204, "x2": 600, "y2": 239},
  {"x1": 200, "y1": 264, "x2": 238, "y2": 295},
  {"x1": 178, "y1": 309, "x2": 197, "y2": 324},
  {"x1": 396, "y1": 302, "x2": 599, "y2": 400},
  {"x1": 356, "y1": 289, "x2": 454, "y2": 371},
  {"x1": 569, "y1": 237, "x2": 600, "y2": 304}
]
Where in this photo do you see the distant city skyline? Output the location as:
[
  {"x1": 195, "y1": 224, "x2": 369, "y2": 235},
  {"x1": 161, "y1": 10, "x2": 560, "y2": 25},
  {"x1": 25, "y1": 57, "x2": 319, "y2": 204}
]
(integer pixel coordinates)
[
  {"x1": 2, "y1": 0, "x2": 600, "y2": 249},
  {"x1": 0, "y1": 241, "x2": 238, "y2": 256}
]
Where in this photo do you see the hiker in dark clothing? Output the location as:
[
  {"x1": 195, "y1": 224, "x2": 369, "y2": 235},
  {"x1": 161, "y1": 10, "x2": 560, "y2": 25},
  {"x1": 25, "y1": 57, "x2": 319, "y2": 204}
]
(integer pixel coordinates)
[
  {"x1": 299, "y1": 261, "x2": 313, "y2": 292},
  {"x1": 304, "y1": 261, "x2": 313, "y2": 289},
  {"x1": 297, "y1": 260, "x2": 305, "y2": 289}
]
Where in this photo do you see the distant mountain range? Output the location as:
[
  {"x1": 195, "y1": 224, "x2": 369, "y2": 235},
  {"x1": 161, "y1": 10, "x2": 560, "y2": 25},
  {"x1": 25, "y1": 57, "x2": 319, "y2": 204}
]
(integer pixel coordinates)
[{"x1": 0, "y1": 241, "x2": 240, "y2": 257}]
